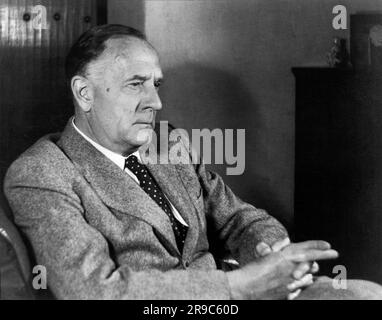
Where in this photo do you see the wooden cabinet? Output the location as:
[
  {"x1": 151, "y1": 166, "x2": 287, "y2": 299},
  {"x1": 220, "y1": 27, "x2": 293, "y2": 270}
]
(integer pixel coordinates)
[{"x1": 293, "y1": 67, "x2": 382, "y2": 284}]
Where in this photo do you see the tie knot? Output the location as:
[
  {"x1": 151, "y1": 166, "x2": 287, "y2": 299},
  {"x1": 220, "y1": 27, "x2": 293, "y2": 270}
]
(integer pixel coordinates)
[
  {"x1": 125, "y1": 154, "x2": 139, "y2": 164},
  {"x1": 124, "y1": 155, "x2": 141, "y2": 171}
]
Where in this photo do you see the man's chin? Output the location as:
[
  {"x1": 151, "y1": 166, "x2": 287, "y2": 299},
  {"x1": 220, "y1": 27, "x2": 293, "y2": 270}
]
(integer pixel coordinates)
[{"x1": 135, "y1": 128, "x2": 154, "y2": 145}]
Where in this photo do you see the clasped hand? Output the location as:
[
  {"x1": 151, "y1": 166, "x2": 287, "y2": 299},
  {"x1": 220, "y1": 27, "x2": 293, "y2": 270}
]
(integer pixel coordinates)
[{"x1": 227, "y1": 239, "x2": 338, "y2": 300}]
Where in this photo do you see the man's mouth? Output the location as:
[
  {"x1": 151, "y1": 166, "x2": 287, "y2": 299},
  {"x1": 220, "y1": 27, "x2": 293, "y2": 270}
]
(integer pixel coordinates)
[{"x1": 135, "y1": 121, "x2": 153, "y2": 128}]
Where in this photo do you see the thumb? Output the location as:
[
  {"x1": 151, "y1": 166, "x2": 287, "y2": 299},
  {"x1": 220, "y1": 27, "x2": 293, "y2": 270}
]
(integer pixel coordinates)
[{"x1": 256, "y1": 242, "x2": 272, "y2": 257}]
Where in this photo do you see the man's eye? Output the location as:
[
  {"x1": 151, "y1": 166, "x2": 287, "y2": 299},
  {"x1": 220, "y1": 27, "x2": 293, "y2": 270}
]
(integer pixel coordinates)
[{"x1": 128, "y1": 82, "x2": 143, "y2": 88}]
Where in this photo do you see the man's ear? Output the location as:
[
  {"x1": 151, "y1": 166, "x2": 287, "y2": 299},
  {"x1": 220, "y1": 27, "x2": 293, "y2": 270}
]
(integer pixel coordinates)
[{"x1": 71, "y1": 76, "x2": 94, "y2": 112}]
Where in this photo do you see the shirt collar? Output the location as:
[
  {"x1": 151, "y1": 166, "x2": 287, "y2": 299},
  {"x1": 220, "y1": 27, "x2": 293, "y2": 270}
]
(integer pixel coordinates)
[{"x1": 71, "y1": 118, "x2": 141, "y2": 170}]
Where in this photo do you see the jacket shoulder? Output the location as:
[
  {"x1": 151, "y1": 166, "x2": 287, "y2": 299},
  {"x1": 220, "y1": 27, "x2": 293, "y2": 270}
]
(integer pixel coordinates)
[{"x1": 4, "y1": 133, "x2": 76, "y2": 191}]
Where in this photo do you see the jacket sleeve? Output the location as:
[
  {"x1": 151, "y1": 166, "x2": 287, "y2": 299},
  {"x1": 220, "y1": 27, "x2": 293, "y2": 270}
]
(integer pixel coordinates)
[
  {"x1": 3, "y1": 159, "x2": 231, "y2": 300},
  {"x1": 171, "y1": 127, "x2": 289, "y2": 266},
  {"x1": 195, "y1": 161, "x2": 289, "y2": 266}
]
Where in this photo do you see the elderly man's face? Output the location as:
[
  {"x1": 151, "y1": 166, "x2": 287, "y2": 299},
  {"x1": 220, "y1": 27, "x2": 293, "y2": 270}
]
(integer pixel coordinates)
[{"x1": 85, "y1": 37, "x2": 163, "y2": 154}]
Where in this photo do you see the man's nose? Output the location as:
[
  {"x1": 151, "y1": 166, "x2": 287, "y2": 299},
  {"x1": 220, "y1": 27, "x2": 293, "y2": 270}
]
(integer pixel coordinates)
[{"x1": 145, "y1": 86, "x2": 162, "y2": 111}]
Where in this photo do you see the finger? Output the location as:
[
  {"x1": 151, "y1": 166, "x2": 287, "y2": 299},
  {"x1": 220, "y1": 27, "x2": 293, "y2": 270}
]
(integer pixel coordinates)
[
  {"x1": 290, "y1": 249, "x2": 339, "y2": 263},
  {"x1": 290, "y1": 240, "x2": 332, "y2": 251},
  {"x1": 310, "y1": 262, "x2": 319, "y2": 274},
  {"x1": 272, "y1": 237, "x2": 291, "y2": 252},
  {"x1": 293, "y1": 262, "x2": 311, "y2": 280},
  {"x1": 287, "y1": 289, "x2": 302, "y2": 300},
  {"x1": 256, "y1": 242, "x2": 272, "y2": 257},
  {"x1": 287, "y1": 274, "x2": 314, "y2": 291}
]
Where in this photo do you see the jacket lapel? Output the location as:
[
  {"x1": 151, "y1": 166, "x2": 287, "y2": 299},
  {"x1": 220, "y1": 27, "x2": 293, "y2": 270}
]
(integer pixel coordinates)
[
  {"x1": 146, "y1": 163, "x2": 200, "y2": 260},
  {"x1": 142, "y1": 139, "x2": 201, "y2": 261},
  {"x1": 57, "y1": 120, "x2": 180, "y2": 256}
]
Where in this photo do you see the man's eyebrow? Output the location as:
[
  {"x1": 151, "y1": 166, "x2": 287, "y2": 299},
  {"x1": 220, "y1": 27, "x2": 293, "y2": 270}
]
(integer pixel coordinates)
[
  {"x1": 124, "y1": 74, "x2": 163, "y2": 82},
  {"x1": 123, "y1": 74, "x2": 163, "y2": 82},
  {"x1": 124, "y1": 75, "x2": 150, "y2": 82}
]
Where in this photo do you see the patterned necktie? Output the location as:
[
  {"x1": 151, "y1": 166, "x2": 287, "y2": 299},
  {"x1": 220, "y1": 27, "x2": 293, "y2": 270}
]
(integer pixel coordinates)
[{"x1": 124, "y1": 155, "x2": 188, "y2": 252}]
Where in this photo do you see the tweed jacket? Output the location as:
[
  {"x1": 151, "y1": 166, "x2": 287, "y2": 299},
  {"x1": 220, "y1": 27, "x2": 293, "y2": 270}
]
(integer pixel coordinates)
[{"x1": 3, "y1": 119, "x2": 288, "y2": 299}]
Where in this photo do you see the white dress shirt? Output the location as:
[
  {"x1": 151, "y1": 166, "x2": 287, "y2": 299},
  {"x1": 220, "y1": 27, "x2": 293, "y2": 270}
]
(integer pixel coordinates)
[{"x1": 72, "y1": 118, "x2": 188, "y2": 226}]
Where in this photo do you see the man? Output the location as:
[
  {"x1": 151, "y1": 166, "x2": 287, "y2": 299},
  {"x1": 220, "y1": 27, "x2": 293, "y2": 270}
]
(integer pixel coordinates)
[{"x1": 3, "y1": 24, "x2": 382, "y2": 300}]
